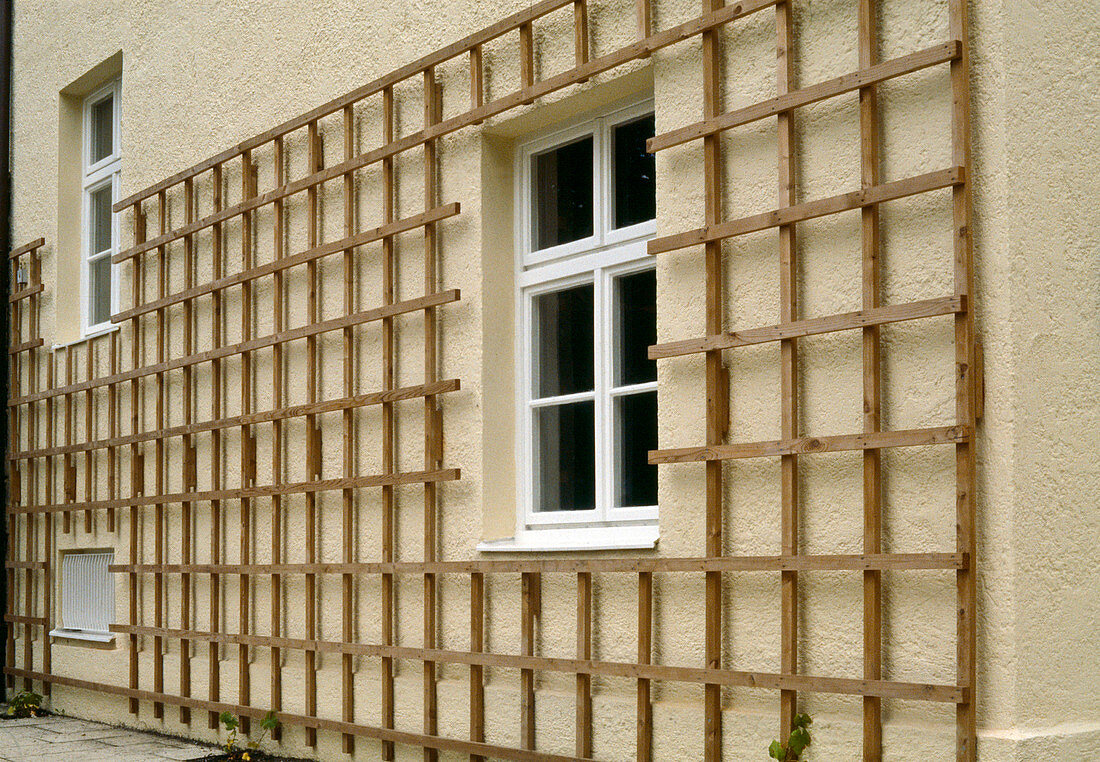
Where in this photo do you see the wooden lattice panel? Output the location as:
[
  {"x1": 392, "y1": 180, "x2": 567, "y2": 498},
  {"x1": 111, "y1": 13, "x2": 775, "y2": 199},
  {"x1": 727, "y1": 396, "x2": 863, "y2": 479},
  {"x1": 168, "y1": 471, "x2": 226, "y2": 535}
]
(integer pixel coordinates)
[{"x1": 5, "y1": 0, "x2": 977, "y2": 759}]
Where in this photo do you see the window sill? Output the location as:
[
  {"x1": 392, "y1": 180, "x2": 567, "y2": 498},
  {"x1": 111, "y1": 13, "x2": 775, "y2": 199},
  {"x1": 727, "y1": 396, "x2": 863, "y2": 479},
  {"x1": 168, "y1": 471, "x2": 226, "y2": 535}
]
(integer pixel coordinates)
[
  {"x1": 477, "y1": 525, "x2": 658, "y2": 553},
  {"x1": 52, "y1": 322, "x2": 120, "y2": 351},
  {"x1": 49, "y1": 628, "x2": 115, "y2": 644}
]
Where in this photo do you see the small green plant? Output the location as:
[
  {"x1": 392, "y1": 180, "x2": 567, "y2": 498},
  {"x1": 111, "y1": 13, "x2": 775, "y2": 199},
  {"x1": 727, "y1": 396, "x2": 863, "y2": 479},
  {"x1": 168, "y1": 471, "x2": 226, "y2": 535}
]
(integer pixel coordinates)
[
  {"x1": 6, "y1": 690, "x2": 44, "y2": 718},
  {"x1": 219, "y1": 710, "x2": 279, "y2": 761},
  {"x1": 769, "y1": 712, "x2": 812, "y2": 761}
]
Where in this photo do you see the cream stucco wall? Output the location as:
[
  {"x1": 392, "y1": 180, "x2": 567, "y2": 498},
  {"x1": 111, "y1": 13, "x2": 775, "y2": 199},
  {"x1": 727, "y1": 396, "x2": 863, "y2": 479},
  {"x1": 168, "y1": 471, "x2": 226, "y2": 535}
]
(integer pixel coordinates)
[{"x1": 7, "y1": 0, "x2": 1100, "y2": 760}]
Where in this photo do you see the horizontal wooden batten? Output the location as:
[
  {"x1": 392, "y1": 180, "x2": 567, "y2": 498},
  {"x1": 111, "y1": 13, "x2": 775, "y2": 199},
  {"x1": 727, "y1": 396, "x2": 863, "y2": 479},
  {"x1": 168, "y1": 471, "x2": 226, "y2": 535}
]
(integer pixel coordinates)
[
  {"x1": 113, "y1": 0, "x2": 578, "y2": 212},
  {"x1": 10, "y1": 290, "x2": 460, "y2": 408},
  {"x1": 5, "y1": 561, "x2": 47, "y2": 570},
  {"x1": 650, "y1": 296, "x2": 965, "y2": 359},
  {"x1": 648, "y1": 41, "x2": 961, "y2": 152},
  {"x1": 648, "y1": 167, "x2": 964, "y2": 256},
  {"x1": 10, "y1": 468, "x2": 460, "y2": 515},
  {"x1": 8, "y1": 237, "x2": 45, "y2": 259},
  {"x1": 104, "y1": 624, "x2": 964, "y2": 703},
  {"x1": 3, "y1": 668, "x2": 589, "y2": 762},
  {"x1": 4, "y1": 615, "x2": 47, "y2": 626},
  {"x1": 10, "y1": 379, "x2": 459, "y2": 462},
  {"x1": 112, "y1": 0, "x2": 779, "y2": 262},
  {"x1": 109, "y1": 553, "x2": 966, "y2": 576},
  {"x1": 650, "y1": 425, "x2": 970, "y2": 464},
  {"x1": 9, "y1": 338, "x2": 44, "y2": 354},
  {"x1": 9, "y1": 283, "x2": 43, "y2": 303},
  {"x1": 114, "y1": 199, "x2": 457, "y2": 288}
]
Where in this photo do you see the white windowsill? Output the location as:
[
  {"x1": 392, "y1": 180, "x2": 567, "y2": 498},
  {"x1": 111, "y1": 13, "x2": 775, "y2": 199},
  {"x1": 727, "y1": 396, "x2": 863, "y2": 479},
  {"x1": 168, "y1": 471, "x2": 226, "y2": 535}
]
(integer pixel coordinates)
[
  {"x1": 477, "y1": 525, "x2": 658, "y2": 553},
  {"x1": 49, "y1": 628, "x2": 115, "y2": 644},
  {"x1": 52, "y1": 322, "x2": 120, "y2": 351}
]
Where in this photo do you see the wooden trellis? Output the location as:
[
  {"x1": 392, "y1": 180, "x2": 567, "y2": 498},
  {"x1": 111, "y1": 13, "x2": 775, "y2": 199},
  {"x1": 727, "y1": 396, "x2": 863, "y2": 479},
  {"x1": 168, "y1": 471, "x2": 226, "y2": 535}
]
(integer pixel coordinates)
[{"x1": 4, "y1": 0, "x2": 978, "y2": 759}]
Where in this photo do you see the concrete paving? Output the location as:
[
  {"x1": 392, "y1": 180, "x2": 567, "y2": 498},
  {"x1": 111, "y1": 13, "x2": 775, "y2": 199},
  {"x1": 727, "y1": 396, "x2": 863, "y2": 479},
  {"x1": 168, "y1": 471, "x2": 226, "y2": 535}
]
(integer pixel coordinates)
[{"x1": 0, "y1": 712, "x2": 216, "y2": 762}]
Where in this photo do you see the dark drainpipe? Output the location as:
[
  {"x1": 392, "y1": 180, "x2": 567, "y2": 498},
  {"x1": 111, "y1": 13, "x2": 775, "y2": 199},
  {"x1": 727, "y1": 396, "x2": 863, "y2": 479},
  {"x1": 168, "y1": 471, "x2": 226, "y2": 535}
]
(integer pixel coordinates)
[{"x1": 0, "y1": 0, "x2": 14, "y2": 703}]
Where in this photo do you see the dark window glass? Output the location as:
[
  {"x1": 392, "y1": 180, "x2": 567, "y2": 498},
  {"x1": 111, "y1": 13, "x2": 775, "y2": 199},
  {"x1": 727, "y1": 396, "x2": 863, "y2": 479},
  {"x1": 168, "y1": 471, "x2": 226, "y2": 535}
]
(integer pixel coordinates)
[
  {"x1": 533, "y1": 136, "x2": 593, "y2": 250},
  {"x1": 91, "y1": 185, "x2": 112, "y2": 254},
  {"x1": 616, "y1": 391, "x2": 657, "y2": 507},
  {"x1": 90, "y1": 256, "x2": 111, "y2": 325},
  {"x1": 535, "y1": 284, "x2": 594, "y2": 397},
  {"x1": 612, "y1": 114, "x2": 656, "y2": 229},
  {"x1": 91, "y1": 95, "x2": 114, "y2": 163},
  {"x1": 536, "y1": 401, "x2": 596, "y2": 512},
  {"x1": 616, "y1": 269, "x2": 657, "y2": 385}
]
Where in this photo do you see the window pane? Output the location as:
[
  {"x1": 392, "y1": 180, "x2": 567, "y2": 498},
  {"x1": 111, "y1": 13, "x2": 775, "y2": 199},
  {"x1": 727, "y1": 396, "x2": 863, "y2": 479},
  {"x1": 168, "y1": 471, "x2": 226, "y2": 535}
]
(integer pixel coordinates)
[
  {"x1": 535, "y1": 400, "x2": 595, "y2": 512},
  {"x1": 616, "y1": 391, "x2": 657, "y2": 507},
  {"x1": 90, "y1": 185, "x2": 113, "y2": 254},
  {"x1": 89, "y1": 256, "x2": 112, "y2": 325},
  {"x1": 534, "y1": 284, "x2": 594, "y2": 397},
  {"x1": 616, "y1": 269, "x2": 657, "y2": 386},
  {"x1": 90, "y1": 95, "x2": 114, "y2": 163},
  {"x1": 612, "y1": 114, "x2": 656, "y2": 229},
  {"x1": 533, "y1": 135, "x2": 593, "y2": 250}
]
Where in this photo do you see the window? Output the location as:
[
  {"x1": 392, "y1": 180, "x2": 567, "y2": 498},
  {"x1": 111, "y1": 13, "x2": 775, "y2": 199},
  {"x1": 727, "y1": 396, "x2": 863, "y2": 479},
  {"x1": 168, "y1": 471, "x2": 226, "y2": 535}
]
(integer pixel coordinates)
[
  {"x1": 50, "y1": 551, "x2": 115, "y2": 643},
  {"x1": 514, "y1": 99, "x2": 658, "y2": 546},
  {"x1": 81, "y1": 79, "x2": 121, "y2": 334}
]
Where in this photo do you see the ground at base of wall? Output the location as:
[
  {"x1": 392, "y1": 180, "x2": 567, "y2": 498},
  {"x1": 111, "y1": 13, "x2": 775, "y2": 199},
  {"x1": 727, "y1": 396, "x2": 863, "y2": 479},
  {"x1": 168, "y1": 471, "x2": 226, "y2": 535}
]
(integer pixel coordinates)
[{"x1": 0, "y1": 706, "x2": 215, "y2": 762}]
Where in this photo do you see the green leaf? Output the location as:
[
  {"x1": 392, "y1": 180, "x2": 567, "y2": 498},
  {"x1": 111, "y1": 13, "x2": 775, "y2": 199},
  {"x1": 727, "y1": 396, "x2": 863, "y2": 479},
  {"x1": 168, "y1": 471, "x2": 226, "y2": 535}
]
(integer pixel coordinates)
[
  {"x1": 788, "y1": 726, "x2": 812, "y2": 757},
  {"x1": 261, "y1": 710, "x2": 279, "y2": 730},
  {"x1": 793, "y1": 713, "x2": 812, "y2": 729},
  {"x1": 220, "y1": 711, "x2": 238, "y2": 730},
  {"x1": 769, "y1": 739, "x2": 785, "y2": 759}
]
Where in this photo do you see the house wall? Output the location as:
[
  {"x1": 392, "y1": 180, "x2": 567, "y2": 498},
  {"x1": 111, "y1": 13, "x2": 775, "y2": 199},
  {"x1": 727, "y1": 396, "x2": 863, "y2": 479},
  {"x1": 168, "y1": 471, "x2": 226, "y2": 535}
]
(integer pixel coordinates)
[{"x1": 6, "y1": 0, "x2": 1099, "y2": 759}]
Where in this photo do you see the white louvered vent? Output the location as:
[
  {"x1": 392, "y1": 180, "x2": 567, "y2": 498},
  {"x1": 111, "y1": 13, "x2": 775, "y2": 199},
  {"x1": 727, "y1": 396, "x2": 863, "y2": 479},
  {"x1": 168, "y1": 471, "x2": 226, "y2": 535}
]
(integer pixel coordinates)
[{"x1": 52, "y1": 551, "x2": 114, "y2": 642}]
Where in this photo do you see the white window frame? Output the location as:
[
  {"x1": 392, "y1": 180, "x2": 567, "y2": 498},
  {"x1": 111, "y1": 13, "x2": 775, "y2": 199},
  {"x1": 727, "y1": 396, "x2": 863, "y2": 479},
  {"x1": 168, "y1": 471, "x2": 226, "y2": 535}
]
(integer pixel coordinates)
[
  {"x1": 80, "y1": 79, "x2": 121, "y2": 336},
  {"x1": 503, "y1": 98, "x2": 659, "y2": 550}
]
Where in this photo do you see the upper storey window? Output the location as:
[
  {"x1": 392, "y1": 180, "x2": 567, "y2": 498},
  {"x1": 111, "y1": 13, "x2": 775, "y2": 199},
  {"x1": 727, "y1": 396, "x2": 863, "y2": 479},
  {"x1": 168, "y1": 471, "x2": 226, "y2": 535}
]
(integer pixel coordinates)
[
  {"x1": 81, "y1": 79, "x2": 121, "y2": 333},
  {"x1": 515, "y1": 99, "x2": 658, "y2": 542}
]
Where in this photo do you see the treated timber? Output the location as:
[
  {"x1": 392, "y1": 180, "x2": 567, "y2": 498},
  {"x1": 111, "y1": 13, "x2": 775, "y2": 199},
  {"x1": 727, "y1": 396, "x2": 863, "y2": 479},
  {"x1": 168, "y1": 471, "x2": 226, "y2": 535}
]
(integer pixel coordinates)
[
  {"x1": 650, "y1": 425, "x2": 970, "y2": 464},
  {"x1": 649, "y1": 296, "x2": 964, "y2": 359},
  {"x1": 649, "y1": 167, "x2": 964, "y2": 255},
  {"x1": 110, "y1": 553, "x2": 967, "y2": 576},
  {"x1": 859, "y1": 0, "x2": 885, "y2": 757},
  {"x1": 89, "y1": 630, "x2": 967, "y2": 704},
  {"x1": 11, "y1": 290, "x2": 461, "y2": 407},
  {"x1": 648, "y1": 41, "x2": 961, "y2": 152}
]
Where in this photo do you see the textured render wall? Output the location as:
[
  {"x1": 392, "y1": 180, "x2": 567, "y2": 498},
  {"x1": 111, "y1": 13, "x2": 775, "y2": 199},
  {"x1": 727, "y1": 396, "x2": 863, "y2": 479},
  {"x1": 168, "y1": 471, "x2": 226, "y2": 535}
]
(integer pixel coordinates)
[{"x1": 7, "y1": 0, "x2": 1099, "y2": 760}]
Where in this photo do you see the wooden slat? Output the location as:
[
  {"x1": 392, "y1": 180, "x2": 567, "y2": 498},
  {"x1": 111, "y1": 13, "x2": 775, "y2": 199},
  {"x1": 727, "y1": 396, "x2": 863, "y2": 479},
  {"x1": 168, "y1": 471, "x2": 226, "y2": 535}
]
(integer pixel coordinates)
[
  {"x1": 340, "y1": 101, "x2": 357, "y2": 756},
  {"x1": 12, "y1": 290, "x2": 461, "y2": 407},
  {"x1": 304, "y1": 118, "x2": 321, "y2": 749},
  {"x1": 111, "y1": 202, "x2": 459, "y2": 319},
  {"x1": 269, "y1": 134, "x2": 286, "y2": 740},
  {"x1": 649, "y1": 296, "x2": 964, "y2": 359},
  {"x1": 700, "y1": 0, "x2": 727, "y2": 757},
  {"x1": 651, "y1": 425, "x2": 970, "y2": 464},
  {"x1": 8, "y1": 237, "x2": 45, "y2": 259},
  {"x1": 127, "y1": 203, "x2": 145, "y2": 715},
  {"x1": 575, "y1": 572, "x2": 592, "y2": 758},
  {"x1": 380, "y1": 84, "x2": 397, "y2": 762},
  {"x1": 950, "y1": 0, "x2": 978, "y2": 758},
  {"x1": 521, "y1": 572, "x2": 538, "y2": 750},
  {"x1": 636, "y1": 572, "x2": 652, "y2": 761},
  {"x1": 91, "y1": 628, "x2": 967, "y2": 704},
  {"x1": 776, "y1": 0, "x2": 799, "y2": 743},
  {"x1": 10, "y1": 379, "x2": 459, "y2": 462},
  {"x1": 8, "y1": 283, "x2": 43, "y2": 302},
  {"x1": 179, "y1": 176, "x2": 195, "y2": 726},
  {"x1": 153, "y1": 190, "x2": 167, "y2": 718},
  {"x1": 9, "y1": 338, "x2": 44, "y2": 354},
  {"x1": 859, "y1": 1, "x2": 884, "y2": 758},
  {"x1": 649, "y1": 167, "x2": 964, "y2": 256},
  {"x1": 470, "y1": 572, "x2": 486, "y2": 762},
  {"x1": 648, "y1": 41, "x2": 961, "y2": 152},
  {"x1": 111, "y1": 553, "x2": 968, "y2": 576}
]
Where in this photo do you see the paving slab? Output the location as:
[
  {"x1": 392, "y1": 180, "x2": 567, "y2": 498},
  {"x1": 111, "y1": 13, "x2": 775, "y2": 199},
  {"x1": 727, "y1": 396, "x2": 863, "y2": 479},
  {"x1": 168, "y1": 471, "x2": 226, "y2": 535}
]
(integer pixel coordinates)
[{"x1": 0, "y1": 708, "x2": 220, "y2": 762}]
